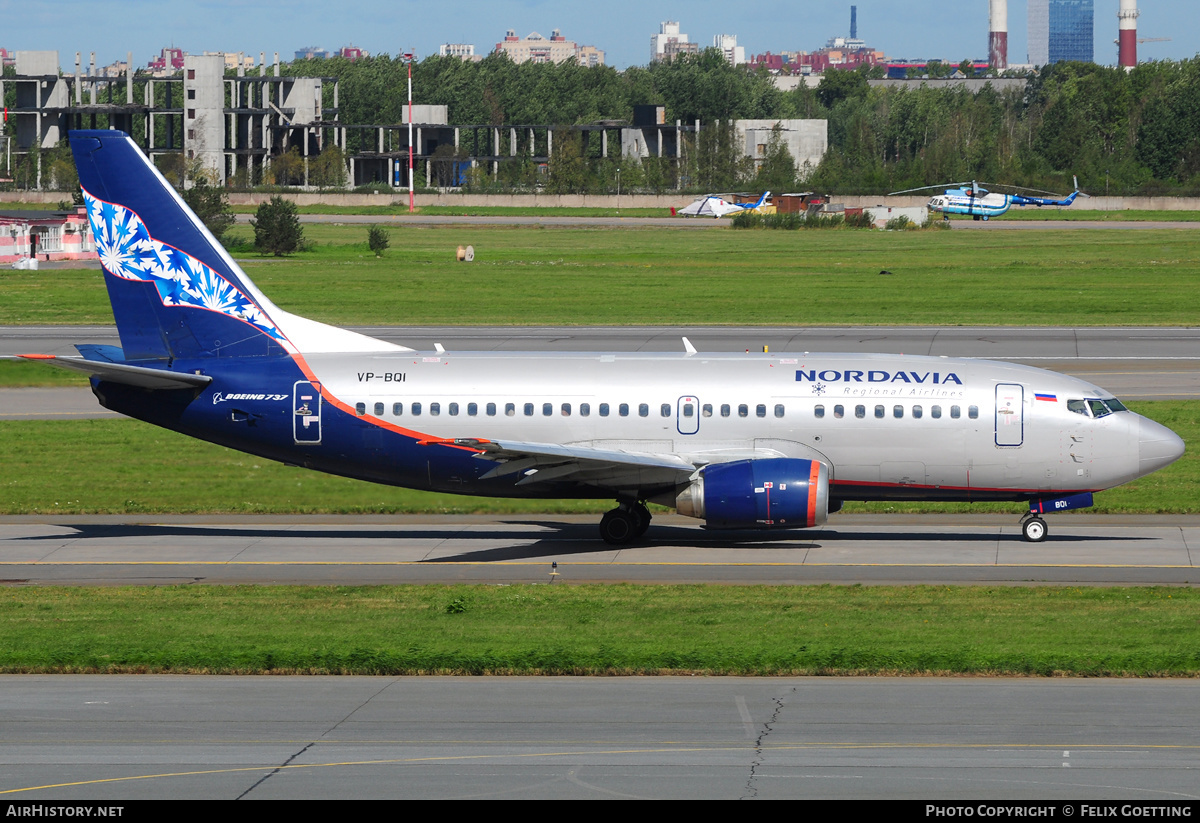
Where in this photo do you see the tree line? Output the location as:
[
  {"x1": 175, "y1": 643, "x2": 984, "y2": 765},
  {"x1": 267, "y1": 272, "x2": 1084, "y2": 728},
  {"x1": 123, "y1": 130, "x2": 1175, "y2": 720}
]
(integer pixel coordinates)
[{"x1": 5, "y1": 51, "x2": 1200, "y2": 195}]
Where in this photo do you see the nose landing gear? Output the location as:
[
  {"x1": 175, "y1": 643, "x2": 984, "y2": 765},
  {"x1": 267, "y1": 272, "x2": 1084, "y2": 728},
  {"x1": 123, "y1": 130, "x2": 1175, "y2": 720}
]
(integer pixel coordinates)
[{"x1": 1020, "y1": 512, "x2": 1048, "y2": 542}]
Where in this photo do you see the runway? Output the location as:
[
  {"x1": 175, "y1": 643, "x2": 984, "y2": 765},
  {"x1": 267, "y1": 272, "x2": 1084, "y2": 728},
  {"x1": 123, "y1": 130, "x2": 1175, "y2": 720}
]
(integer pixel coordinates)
[
  {"x1": 3, "y1": 675, "x2": 1198, "y2": 800},
  {"x1": 234, "y1": 213, "x2": 1200, "y2": 231},
  {"x1": 1, "y1": 514, "x2": 1196, "y2": 586}
]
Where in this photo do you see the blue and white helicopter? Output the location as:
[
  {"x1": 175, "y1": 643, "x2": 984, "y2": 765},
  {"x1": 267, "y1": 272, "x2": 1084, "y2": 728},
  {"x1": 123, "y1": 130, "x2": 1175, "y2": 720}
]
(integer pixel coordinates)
[{"x1": 892, "y1": 178, "x2": 1085, "y2": 221}]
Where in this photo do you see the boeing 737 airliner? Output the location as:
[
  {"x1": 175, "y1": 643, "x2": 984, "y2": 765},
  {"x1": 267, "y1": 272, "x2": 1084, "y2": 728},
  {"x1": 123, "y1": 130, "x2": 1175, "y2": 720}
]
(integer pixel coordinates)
[{"x1": 23, "y1": 131, "x2": 1185, "y2": 544}]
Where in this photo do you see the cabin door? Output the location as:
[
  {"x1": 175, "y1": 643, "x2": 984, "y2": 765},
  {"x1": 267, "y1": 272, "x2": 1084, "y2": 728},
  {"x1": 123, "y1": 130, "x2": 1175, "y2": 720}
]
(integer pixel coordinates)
[
  {"x1": 677, "y1": 395, "x2": 700, "y2": 435},
  {"x1": 293, "y1": 381, "x2": 322, "y2": 444},
  {"x1": 995, "y1": 383, "x2": 1024, "y2": 447}
]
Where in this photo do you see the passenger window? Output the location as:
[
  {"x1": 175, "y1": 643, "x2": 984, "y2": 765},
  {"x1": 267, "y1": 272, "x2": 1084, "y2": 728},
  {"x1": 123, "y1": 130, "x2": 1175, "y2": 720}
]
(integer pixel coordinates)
[
  {"x1": 738, "y1": 404, "x2": 748, "y2": 418},
  {"x1": 467, "y1": 402, "x2": 477, "y2": 416},
  {"x1": 702, "y1": 404, "x2": 712, "y2": 417},
  {"x1": 721, "y1": 404, "x2": 731, "y2": 418},
  {"x1": 893, "y1": 405, "x2": 903, "y2": 419},
  {"x1": 505, "y1": 403, "x2": 515, "y2": 417},
  {"x1": 393, "y1": 402, "x2": 403, "y2": 416},
  {"x1": 834, "y1": 405, "x2": 844, "y2": 419},
  {"x1": 619, "y1": 403, "x2": 629, "y2": 417},
  {"x1": 661, "y1": 403, "x2": 671, "y2": 417},
  {"x1": 931, "y1": 405, "x2": 941, "y2": 419},
  {"x1": 562, "y1": 403, "x2": 571, "y2": 416},
  {"x1": 875, "y1": 405, "x2": 885, "y2": 419},
  {"x1": 912, "y1": 405, "x2": 923, "y2": 419},
  {"x1": 682, "y1": 403, "x2": 693, "y2": 417},
  {"x1": 968, "y1": 405, "x2": 979, "y2": 419},
  {"x1": 814, "y1": 405, "x2": 825, "y2": 419},
  {"x1": 487, "y1": 403, "x2": 496, "y2": 416},
  {"x1": 600, "y1": 403, "x2": 610, "y2": 417},
  {"x1": 950, "y1": 405, "x2": 961, "y2": 419},
  {"x1": 756, "y1": 404, "x2": 766, "y2": 418},
  {"x1": 430, "y1": 402, "x2": 441, "y2": 416},
  {"x1": 448, "y1": 402, "x2": 459, "y2": 416},
  {"x1": 373, "y1": 402, "x2": 384, "y2": 416},
  {"x1": 774, "y1": 404, "x2": 785, "y2": 418},
  {"x1": 355, "y1": 402, "x2": 366, "y2": 416},
  {"x1": 855, "y1": 405, "x2": 865, "y2": 419},
  {"x1": 412, "y1": 402, "x2": 422, "y2": 416},
  {"x1": 580, "y1": 403, "x2": 590, "y2": 417},
  {"x1": 639, "y1": 403, "x2": 650, "y2": 417},
  {"x1": 542, "y1": 402, "x2": 553, "y2": 416},
  {"x1": 524, "y1": 403, "x2": 534, "y2": 416}
]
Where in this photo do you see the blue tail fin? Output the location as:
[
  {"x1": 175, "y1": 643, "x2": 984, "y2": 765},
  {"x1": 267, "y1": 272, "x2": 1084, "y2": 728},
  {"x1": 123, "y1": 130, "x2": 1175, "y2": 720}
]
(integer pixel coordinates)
[{"x1": 72, "y1": 130, "x2": 292, "y2": 361}]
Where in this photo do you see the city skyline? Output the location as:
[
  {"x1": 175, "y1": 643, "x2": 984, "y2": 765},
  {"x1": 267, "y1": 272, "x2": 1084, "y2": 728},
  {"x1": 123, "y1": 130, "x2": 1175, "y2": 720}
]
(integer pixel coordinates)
[{"x1": 5, "y1": 0, "x2": 1197, "y2": 71}]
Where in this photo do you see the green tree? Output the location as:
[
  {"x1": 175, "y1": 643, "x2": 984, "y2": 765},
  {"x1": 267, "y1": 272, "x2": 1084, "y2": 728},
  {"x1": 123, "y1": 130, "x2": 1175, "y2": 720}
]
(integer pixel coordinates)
[
  {"x1": 251, "y1": 196, "x2": 304, "y2": 256},
  {"x1": 181, "y1": 170, "x2": 235, "y2": 243},
  {"x1": 367, "y1": 225, "x2": 389, "y2": 257},
  {"x1": 310, "y1": 144, "x2": 347, "y2": 190},
  {"x1": 755, "y1": 125, "x2": 798, "y2": 193},
  {"x1": 270, "y1": 147, "x2": 305, "y2": 187}
]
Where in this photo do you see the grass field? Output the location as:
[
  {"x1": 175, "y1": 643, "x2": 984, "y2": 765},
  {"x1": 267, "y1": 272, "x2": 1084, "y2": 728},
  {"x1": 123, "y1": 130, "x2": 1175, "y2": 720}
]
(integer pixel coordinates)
[
  {"x1": 0, "y1": 401, "x2": 1192, "y2": 515},
  {"x1": 3, "y1": 225, "x2": 1200, "y2": 327},
  {"x1": 1, "y1": 584, "x2": 1195, "y2": 676}
]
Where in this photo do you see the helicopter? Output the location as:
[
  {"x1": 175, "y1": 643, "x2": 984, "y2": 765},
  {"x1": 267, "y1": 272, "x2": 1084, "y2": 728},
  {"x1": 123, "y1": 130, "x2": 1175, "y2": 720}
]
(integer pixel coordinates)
[{"x1": 890, "y1": 177, "x2": 1086, "y2": 221}]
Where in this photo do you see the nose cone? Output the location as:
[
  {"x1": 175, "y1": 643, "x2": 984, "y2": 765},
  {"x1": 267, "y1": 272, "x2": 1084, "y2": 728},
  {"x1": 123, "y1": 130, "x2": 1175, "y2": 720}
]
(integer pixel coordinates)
[{"x1": 1138, "y1": 416, "x2": 1185, "y2": 477}]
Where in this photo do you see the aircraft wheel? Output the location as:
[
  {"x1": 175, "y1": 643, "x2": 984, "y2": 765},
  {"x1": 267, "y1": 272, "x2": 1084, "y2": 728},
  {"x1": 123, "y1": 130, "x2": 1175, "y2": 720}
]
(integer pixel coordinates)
[
  {"x1": 983, "y1": 215, "x2": 990, "y2": 221},
  {"x1": 1022, "y1": 516, "x2": 1048, "y2": 543},
  {"x1": 599, "y1": 508, "x2": 638, "y2": 545},
  {"x1": 632, "y1": 502, "x2": 652, "y2": 537}
]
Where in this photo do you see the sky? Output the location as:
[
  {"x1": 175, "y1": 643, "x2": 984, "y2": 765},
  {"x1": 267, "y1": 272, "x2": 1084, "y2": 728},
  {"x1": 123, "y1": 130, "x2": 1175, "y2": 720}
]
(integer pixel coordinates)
[{"x1": 5, "y1": 0, "x2": 1198, "y2": 71}]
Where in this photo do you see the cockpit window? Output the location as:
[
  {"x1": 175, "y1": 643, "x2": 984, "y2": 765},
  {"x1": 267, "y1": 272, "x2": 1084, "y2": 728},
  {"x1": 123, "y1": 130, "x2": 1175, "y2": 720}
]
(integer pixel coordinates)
[{"x1": 1068, "y1": 398, "x2": 1128, "y2": 418}]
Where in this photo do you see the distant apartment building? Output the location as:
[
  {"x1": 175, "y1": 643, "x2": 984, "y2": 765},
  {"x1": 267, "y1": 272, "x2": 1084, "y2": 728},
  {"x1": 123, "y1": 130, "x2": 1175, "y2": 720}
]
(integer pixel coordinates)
[
  {"x1": 440, "y1": 43, "x2": 477, "y2": 59},
  {"x1": 494, "y1": 29, "x2": 604, "y2": 66},
  {"x1": 0, "y1": 48, "x2": 15, "y2": 68},
  {"x1": 651, "y1": 21, "x2": 698, "y2": 63},
  {"x1": 713, "y1": 34, "x2": 745, "y2": 66},
  {"x1": 1029, "y1": 0, "x2": 1094, "y2": 64},
  {"x1": 204, "y1": 51, "x2": 255, "y2": 71},
  {"x1": 338, "y1": 45, "x2": 368, "y2": 60},
  {"x1": 147, "y1": 47, "x2": 185, "y2": 74},
  {"x1": 295, "y1": 46, "x2": 330, "y2": 60}
]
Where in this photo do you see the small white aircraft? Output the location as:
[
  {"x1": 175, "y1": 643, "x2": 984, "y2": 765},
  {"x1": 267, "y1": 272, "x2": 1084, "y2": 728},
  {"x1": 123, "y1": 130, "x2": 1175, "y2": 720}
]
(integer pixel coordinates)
[
  {"x1": 21, "y1": 132, "x2": 1185, "y2": 546},
  {"x1": 678, "y1": 191, "x2": 771, "y2": 218}
]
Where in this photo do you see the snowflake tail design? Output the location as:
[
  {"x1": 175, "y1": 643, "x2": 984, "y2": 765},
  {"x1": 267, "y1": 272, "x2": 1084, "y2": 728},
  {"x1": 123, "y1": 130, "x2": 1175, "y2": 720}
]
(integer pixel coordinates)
[{"x1": 84, "y1": 190, "x2": 287, "y2": 343}]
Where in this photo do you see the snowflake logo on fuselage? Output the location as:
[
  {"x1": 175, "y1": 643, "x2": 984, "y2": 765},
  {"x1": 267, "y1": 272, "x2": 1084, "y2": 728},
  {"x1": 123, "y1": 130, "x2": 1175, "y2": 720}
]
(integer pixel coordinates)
[{"x1": 812, "y1": 383, "x2": 826, "y2": 395}]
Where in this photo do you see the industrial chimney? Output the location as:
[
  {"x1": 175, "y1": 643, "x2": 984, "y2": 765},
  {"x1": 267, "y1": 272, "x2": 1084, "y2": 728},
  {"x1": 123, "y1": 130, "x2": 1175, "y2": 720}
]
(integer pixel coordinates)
[
  {"x1": 989, "y1": 0, "x2": 1008, "y2": 70},
  {"x1": 1118, "y1": 0, "x2": 1140, "y2": 69}
]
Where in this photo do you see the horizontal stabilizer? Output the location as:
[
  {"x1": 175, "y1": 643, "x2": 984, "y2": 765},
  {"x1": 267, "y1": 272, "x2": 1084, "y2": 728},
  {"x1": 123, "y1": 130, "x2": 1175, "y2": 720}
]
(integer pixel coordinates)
[{"x1": 17, "y1": 354, "x2": 212, "y2": 390}]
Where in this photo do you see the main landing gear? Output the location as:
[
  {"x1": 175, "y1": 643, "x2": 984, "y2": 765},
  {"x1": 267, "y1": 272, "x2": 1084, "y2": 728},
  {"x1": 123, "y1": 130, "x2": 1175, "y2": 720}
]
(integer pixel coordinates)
[
  {"x1": 599, "y1": 501, "x2": 651, "y2": 545},
  {"x1": 1020, "y1": 512, "x2": 1048, "y2": 542}
]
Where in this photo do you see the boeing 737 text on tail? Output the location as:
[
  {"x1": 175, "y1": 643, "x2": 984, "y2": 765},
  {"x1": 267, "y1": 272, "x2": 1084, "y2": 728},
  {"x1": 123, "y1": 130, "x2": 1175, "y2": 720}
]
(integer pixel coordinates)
[{"x1": 23, "y1": 131, "x2": 1184, "y2": 544}]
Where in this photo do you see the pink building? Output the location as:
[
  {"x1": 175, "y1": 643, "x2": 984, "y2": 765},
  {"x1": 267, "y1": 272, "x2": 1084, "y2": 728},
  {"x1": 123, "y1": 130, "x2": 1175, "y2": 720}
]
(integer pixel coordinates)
[
  {"x1": 148, "y1": 47, "x2": 185, "y2": 72},
  {"x1": 0, "y1": 208, "x2": 96, "y2": 264}
]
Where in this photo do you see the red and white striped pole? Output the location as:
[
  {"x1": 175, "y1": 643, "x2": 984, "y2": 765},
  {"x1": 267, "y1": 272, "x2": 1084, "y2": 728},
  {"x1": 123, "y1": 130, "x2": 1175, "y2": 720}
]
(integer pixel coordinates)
[
  {"x1": 1118, "y1": 0, "x2": 1140, "y2": 70},
  {"x1": 404, "y1": 51, "x2": 415, "y2": 213}
]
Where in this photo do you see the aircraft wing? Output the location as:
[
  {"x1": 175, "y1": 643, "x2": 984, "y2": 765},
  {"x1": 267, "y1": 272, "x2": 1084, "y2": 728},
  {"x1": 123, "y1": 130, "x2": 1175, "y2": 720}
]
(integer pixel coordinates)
[
  {"x1": 15, "y1": 354, "x2": 213, "y2": 390},
  {"x1": 417, "y1": 437, "x2": 698, "y2": 487}
]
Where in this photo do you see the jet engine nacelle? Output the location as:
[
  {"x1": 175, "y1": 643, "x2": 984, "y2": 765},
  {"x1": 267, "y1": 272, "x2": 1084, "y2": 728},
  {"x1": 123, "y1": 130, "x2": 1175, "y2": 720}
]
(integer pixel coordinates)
[{"x1": 675, "y1": 458, "x2": 830, "y2": 529}]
